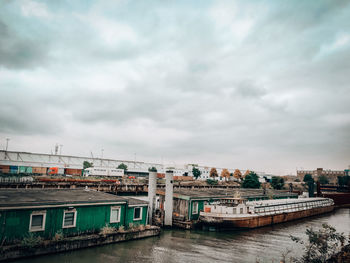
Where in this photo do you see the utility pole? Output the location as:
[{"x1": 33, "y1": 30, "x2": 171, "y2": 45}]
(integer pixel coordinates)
[
  {"x1": 101, "y1": 149, "x2": 104, "y2": 166},
  {"x1": 5, "y1": 138, "x2": 10, "y2": 151},
  {"x1": 134, "y1": 153, "x2": 136, "y2": 168}
]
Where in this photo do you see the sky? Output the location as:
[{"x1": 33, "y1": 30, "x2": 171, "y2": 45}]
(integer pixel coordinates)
[{"x1": 0, "y1": 0, "x2": 349, "y2": 175}]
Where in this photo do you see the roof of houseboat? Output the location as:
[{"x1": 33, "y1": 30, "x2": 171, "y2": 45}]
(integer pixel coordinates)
[{"x1": 0, "y1": 189, "x2": 148, "y2": 209}]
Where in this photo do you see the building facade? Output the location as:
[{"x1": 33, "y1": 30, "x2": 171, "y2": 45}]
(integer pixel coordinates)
[{"x1": 297, "y1": 168, "x2": 346, "y2": 184}]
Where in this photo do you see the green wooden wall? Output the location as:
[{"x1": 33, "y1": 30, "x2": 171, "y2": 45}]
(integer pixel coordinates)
[
  {"x1": 188, "y1": 200, "x2": 205, "y2": 220},
  {"x1": 0, "y1": 203, "x2": 148, "y2": 243},
  {"x1": 125, "y1": 206, "x2": 148, "y2": 227}
]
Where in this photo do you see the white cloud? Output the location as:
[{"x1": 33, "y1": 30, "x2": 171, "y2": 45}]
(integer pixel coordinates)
[
  {"x1": 317, "y1": 33, "x2": 350, "y2": 58},
  {"x1": 20, "y1": 0, "x2": 51, "y2": 18}
]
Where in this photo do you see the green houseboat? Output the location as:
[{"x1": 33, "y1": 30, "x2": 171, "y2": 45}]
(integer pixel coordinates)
[{"x1": 0, "y1": 189, "x2": 149, "y2": 244}]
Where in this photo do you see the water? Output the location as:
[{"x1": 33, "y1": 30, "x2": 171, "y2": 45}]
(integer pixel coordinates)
[{"x1": 14, "y1": 208, "x2": 350, "y2": 263}]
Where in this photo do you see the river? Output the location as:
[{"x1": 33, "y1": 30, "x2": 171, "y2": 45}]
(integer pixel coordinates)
[{"x1": 14, "y1": 208, "x2": 350, "y2": 263}]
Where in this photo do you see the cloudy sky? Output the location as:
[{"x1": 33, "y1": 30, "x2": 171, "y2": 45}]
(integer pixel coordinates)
[{"x1": 0, "y1": 0, "x2": 349, "y2": 175}]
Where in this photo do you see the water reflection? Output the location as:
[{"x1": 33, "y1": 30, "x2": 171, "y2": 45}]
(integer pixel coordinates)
[{"x1": 15, "y1": 208, "x2": 350, "y2": 263}]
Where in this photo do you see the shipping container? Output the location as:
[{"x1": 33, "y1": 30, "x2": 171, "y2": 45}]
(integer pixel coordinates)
[
  {"x1": 65, "y1": 168, "x2": 82, "y2": 176},
  {"x1": 48, "y1": 167, "x2": 59, "y2": 175},
  {"x1": 58, "y1": 168, "x2": 64, "y2": 175},
  {"x1": 32, "y1": 167, "x2": 47, "y2": 175},
  {"x1": 26, "y1": 167, "x2": 32, "y2": 174},
  {"x1": 19, "y1": 166, "x2": 26, "y2": 173},
  {"x1": 9, "y1": 166, "x2": 18, "y2": 174},
  {"x1": 0, "y1": 165, "x2": 10, "y2": 174},
  {"x1": 84, "y1": 167, "x2": 124, "y2": 177}
]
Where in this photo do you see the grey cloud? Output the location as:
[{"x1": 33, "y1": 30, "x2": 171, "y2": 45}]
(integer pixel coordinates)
[
  {"x1": 0, "y1": 0, "x2": 349, "y2": 174},
  {"x1": 0, "y1": 20, "x2": 48, "y2": 69}
]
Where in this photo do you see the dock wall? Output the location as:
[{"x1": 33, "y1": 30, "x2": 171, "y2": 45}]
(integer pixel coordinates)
[{"x1": 0, "y1": 227, "x2": 160, "y2": 262}]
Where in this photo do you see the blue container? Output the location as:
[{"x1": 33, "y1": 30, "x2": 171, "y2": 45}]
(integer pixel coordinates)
[{"x1": 10, "y1": 166, "x2": 18, "y2": 174}]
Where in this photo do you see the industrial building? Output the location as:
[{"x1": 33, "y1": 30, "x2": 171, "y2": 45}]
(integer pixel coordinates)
[
  {"x1": 0, "y1": 189, "x2": 148, "y2": 244},
  {"x1": 0, "y1": 150, "x2": 163, "y2": 177},
  {"x1": 0, "y1": 150, "x2": 258, "y2": 180},
  {"x1": 297, "y1": 168, "x2": 348, "y2": 184}
]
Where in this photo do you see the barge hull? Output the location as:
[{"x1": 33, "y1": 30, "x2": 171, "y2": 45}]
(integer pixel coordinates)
[{"x1": 200, "y1": 205, "x2": 334, "y2": 229}]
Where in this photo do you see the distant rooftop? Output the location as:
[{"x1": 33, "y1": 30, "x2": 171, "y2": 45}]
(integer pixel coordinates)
[{"x1": 157, "y1": 188, "x2": 297, "y2": 199}]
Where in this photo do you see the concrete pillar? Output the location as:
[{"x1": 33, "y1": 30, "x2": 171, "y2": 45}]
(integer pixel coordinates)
[
  {"x1": 164, "y1": 170, "x2": 174, "y2": 226},
  {"x1": 148, "y1": 172, "x2": 157, "y2": 225}
]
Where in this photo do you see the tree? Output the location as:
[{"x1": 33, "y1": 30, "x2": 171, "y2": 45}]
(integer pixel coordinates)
[
  {"x1": 303, "y1": 174, "x2": 315, "y2": 197},
  {"x1": 303, "y1": 174, "x2": 313, "y2": 183},
  {"x1": 271, "y1": 176, "x2": 285, "y2": 190},
  {"x1": 148, "y1": 167, "x2": 157, "y2": 172},
  {"x1": 83, "y1": 161, "x2": 93, "y2": 169},
  {"x1": 209, "y1": 168, "x2": 218, "y2": 178},
  {"x1": 243, "y1": 170, "x2": 250, "y2": 178},
  {"x1": 291, "y1": 223, "x2": 347, "y2": 263},
  {"x1": 221, "y1": 169, "x2": 230, "y2": 180},
  {"x1": 192, "y1": 167, "x2": 201, "y2": 179},
  {"x1": 117, "y1": 163, "x2": 128, "y2": 171},
  {"x1": 241, "y1": 172, "x2": 261, "y2": 189},
  {"x1": 318, "y1": 175, "x2": 329, "y2": 185},
  {"x1": 233, "y1": 169, "x2": 242, "y2": 180},
  {"x1": 338, "y1": 175, "x2": 350, "y2": 186}
]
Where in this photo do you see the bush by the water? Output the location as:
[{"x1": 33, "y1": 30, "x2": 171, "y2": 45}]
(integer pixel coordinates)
[{"x1": 289, "y1": 223, "x2": 348, "y2": 263}]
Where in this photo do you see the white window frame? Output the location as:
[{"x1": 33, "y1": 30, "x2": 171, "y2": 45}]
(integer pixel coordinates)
[
  {"x1": 110, "y1": 206, "x2": 121, "y2": 223},
  {"x1": 62, "y1": 209, "x2": 77, "y2": 228},
  {"x1": 133, "y1": 207, "x2": 142, "y2": 221},
  {"x1": 192, "y1": 202, "x2": 199, "y2": 214},
  {"x1": 29, "y1": 211, "x2": 46, "y2": 232}
]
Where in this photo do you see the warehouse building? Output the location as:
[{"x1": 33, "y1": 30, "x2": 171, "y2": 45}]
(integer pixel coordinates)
[{"x1": 0, "y1": 189, "x2": 148, "y2": 244}]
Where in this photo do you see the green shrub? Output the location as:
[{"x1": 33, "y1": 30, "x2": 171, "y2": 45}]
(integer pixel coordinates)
[{"x1": 21, "y1": 233, "x2": 43, "y2": 248}]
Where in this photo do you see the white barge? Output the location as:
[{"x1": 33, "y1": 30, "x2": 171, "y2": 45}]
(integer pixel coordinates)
[{"x1": 199, "y1": 197, "x2": 334, "y2": 229}]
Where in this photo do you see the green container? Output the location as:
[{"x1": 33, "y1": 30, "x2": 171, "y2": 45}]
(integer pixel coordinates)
[
  {"x1": 19, "y1": 166, "x2": 26, "y2": 173},
  {"x1": 26, "y1": 167, "x2": 32, "y2": 174}
]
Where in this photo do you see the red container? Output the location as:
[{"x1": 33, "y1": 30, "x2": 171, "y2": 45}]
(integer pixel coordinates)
[
  {"x1": 32, "y1": 167, "x2": 47, "y2": 175},
  {"x1": 0, "y1": 165, "x2": 10, "y2": 174},
  {"x1": 65, "y1": 169, "x2": 82, "y2": 176}
]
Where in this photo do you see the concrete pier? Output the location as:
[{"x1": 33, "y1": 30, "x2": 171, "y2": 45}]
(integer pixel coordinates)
[
  {"x1": 148, "y1": 172, "x2": 157, "y2": 224},
  {"x1": 164, "y1": 170, "x2": 174, "y2": 226}
]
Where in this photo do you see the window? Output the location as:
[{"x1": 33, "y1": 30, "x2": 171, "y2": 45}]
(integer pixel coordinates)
[
  {"x1": 29, "y1": 211, "x2": 46, "y2": 232},
  {"x1": 192, "y1": 202, "x2": 199, "y2": 214},
  {"x1": 133, "y1": 207, "x2": 142, "y2": 220},
  {"x1": 110, "y1": 206, "x2": 121, "y2": 223},
  {"x1": 63, "y1": 209, "x2": 77, "y2": 228}
]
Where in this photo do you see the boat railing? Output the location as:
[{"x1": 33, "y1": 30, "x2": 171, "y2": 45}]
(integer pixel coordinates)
[
  {"x1": 202, "y1": 198, "x2": 333, "y2": 217},
  {"x1": 251, "y1": 199, "x2": 333, "y2": 215}
]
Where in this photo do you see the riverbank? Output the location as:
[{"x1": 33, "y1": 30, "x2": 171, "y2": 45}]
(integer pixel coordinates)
[{"x1": 1, "y1": 226, "x2": 160, "y2": 262}]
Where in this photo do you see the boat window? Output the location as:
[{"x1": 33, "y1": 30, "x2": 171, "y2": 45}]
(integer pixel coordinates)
[
  {"x1": 192, "y1": 202, "x2": 199, "y2": 214},
  {"x1": 133, "y1": 207, "x2": 143, "y2": 220},
  {"x1": 30, "y1": 211, "x2": 46, "y2": 232},
  {"x1": 110, "y1": 206, "x2": 121, "y2": 223},
  {"x1": 63, "y1": 209, "x2": 77, "y2": 228},
  {"x1": 240, "y1": 208, "x2": 243, "y2": 214}
]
